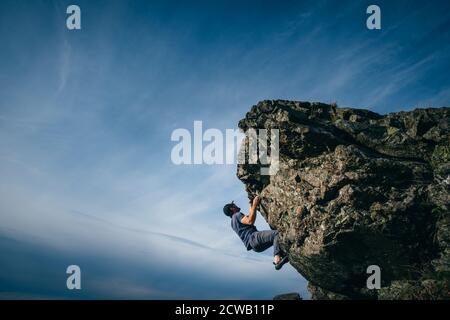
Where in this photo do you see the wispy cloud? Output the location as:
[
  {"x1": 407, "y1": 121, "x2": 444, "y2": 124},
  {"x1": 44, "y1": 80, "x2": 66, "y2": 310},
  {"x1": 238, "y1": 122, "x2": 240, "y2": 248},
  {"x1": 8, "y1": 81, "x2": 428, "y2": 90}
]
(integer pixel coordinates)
[{"x1": 57, "y1": 40, "x2": 71, "y2": 93}]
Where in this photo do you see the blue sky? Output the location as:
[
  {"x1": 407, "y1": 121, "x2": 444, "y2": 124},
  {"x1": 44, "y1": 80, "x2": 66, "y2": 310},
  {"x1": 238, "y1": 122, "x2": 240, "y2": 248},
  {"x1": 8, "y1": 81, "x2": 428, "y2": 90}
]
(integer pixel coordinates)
[{"x1": 0, "y1": 0, "x2": 449, "y2": 299}]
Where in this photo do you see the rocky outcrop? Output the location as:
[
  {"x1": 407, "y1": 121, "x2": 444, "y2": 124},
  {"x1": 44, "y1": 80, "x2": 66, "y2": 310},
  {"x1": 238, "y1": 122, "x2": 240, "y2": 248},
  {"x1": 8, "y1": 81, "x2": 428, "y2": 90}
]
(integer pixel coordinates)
[
  {"x1": 237, "y1": 100, "x2": 450, "y2": 299},
  {"x1": 273, "y1": 292, "x2": 302, "y2": 300}
]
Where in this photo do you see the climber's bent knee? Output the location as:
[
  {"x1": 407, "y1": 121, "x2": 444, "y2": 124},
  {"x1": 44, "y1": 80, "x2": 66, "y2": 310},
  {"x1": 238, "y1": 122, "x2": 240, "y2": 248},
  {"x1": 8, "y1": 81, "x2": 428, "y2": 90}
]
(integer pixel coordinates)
[{"x1": 249, "y1": 230, "x2": 277, "y2": 252}]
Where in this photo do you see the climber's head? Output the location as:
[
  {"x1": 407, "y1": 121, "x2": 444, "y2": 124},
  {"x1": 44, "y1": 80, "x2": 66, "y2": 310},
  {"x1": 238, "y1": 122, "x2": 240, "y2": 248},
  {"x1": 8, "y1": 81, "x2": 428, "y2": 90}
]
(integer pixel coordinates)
[{"x1": 223, "y1": 201, "x2": 240, "y2": 217}]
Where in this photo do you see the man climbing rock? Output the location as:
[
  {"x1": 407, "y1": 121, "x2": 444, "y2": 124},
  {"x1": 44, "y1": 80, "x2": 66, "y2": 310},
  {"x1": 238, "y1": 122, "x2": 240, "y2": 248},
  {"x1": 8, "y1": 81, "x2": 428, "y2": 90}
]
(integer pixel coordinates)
[{"x1": 223, "y1": 196, "x2": 289, "y2": 270}]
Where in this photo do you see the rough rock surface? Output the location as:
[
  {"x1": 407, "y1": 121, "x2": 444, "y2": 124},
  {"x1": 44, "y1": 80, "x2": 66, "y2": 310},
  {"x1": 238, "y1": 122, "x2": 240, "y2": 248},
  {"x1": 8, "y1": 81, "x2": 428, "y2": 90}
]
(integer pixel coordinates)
[{"x1": 237, "y1": 100, "x2": 450, "y2": 299}]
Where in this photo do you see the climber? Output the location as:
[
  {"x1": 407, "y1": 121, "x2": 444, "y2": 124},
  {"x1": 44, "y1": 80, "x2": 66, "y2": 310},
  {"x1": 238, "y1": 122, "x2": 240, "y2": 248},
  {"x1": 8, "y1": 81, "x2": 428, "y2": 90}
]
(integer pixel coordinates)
[{"x1": 223, "y1": 196, "x2": 289, "y2": 270}]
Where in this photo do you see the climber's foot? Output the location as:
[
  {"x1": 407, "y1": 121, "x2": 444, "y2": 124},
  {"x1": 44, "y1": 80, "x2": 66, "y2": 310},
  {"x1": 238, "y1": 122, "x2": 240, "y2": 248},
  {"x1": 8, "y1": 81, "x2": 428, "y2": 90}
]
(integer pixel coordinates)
[
  {"x1": 273, "y1": 255, "x2": 282, "y2": 265},
  {"x1": 273, "y1": 255, "x2": 289, "y2": 270}
]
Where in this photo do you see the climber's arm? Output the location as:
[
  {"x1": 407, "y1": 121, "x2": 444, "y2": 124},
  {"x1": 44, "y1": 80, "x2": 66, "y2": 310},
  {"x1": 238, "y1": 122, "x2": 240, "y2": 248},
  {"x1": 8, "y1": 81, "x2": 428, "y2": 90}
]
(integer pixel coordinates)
[{"x1": 241, "y1": 196, "x2": 261, "y2": 225}]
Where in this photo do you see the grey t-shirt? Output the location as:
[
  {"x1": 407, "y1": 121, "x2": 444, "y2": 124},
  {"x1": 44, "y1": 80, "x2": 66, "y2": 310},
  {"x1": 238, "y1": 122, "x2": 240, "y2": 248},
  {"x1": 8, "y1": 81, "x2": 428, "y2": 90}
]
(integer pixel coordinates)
[{"x1": 231, "y1": 212, "x2": 257, "y2": 250}]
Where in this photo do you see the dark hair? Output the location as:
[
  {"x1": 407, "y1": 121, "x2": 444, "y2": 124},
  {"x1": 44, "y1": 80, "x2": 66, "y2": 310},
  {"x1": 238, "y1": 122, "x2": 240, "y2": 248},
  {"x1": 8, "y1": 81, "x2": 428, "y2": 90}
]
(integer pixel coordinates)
[{"x1": 223, "y1": 202, "x2": 236, "y2": 217}]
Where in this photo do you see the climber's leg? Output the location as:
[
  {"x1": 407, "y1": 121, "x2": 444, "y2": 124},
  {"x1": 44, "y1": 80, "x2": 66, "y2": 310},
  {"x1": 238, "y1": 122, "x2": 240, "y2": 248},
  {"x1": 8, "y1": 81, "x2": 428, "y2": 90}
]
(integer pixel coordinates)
[
  {"x1": 249, "y1": 230, "x2": 279, "y2": 254},
  {"x1": 273, "y1": 231, "x2": 281, "y2": 257},
  {"x1": 249, "y1": 230, "x2": 288, "y2": 269}
]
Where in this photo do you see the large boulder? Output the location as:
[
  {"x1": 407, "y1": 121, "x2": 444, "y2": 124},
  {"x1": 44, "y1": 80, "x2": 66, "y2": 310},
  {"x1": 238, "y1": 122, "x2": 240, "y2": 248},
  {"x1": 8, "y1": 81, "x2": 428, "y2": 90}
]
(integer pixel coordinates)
[{"x1": 237, "y1": 100, "x2": 450, "y2": 299}]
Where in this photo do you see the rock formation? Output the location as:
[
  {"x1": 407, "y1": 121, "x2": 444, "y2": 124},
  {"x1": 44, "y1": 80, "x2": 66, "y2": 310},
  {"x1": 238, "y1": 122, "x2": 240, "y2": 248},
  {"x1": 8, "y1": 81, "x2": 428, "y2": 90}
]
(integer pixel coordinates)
[
  {"x1": 273, "y1": 292, "x2": 302, "y2": 300},
  {"x1": 237, "y1": 100, "x2": 450, "y2": 299}
]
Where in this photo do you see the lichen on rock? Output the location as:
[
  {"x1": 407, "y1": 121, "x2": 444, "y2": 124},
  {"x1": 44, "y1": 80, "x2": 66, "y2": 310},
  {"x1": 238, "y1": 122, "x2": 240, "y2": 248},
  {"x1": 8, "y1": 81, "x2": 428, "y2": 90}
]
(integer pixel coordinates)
[{"x1": 237, "y1": 100, "x2": 450, "y2": 299}]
